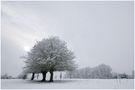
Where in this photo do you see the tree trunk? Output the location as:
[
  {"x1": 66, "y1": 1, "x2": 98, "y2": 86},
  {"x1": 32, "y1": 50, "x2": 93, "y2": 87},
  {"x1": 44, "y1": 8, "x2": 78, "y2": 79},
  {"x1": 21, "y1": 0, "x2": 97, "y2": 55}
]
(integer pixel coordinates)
[
  {"x1": 49, "y1": 71, "x2": 54, "y2": 82},
  {"x1": 42, "y1": 71, "x2": 47, "y2": 81},
  {"x1": 23, "y1": 74, "x2": 27, "y2": 79},
  {"x1": 31, "y1": 73, "x2": 35, "y2": 80}
]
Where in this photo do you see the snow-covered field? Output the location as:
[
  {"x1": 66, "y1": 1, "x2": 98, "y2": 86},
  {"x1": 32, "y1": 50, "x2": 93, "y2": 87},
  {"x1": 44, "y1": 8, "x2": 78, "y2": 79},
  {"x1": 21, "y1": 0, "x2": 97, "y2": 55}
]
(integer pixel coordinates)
[{"x1": 1, "y1": 79, "x2": 134, "y2": 89}]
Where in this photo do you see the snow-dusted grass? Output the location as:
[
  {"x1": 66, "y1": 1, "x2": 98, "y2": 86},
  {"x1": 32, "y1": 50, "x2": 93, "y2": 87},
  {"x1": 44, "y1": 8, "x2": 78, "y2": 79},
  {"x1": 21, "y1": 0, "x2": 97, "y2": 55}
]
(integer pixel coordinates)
[{"x1": 1, "y1": 79, "x2": 134, "y2": 89}]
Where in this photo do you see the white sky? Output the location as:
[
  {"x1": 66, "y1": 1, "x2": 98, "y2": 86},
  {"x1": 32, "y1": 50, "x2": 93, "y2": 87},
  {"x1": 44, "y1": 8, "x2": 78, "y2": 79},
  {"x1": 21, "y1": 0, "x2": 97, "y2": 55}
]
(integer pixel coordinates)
[{"x1": 1, "y1": 1, "x2": 134, "y2": 76}]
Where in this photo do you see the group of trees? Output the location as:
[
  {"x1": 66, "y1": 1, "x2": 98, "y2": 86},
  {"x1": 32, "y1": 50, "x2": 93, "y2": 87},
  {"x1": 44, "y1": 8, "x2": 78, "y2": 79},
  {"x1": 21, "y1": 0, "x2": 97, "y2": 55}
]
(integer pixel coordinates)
[
  {"x1": 4, "y1": 37, "x2": 133, "y2": 81},
  {"x1": 66, "y1": 64, "x2": 112, "y2": 79},
  {"x1": 111, "y1": 72, "x2": 134, "y2": 79},
  {"x1": 1, "y1": 74, "x2": 15, "y2": 79},
  {"x1": 66, "y1": 64, "x2": 134, "y2": 79},
  {"x1": 22, "y1": 37, "x2": 76, "y2": 82}
]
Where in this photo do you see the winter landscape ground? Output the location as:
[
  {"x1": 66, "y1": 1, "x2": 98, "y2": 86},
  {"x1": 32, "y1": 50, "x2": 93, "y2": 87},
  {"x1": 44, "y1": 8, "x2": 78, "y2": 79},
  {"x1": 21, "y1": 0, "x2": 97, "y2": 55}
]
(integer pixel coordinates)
[{"x1": 1, "y1": 79, "x2": 134, "y2": 89}]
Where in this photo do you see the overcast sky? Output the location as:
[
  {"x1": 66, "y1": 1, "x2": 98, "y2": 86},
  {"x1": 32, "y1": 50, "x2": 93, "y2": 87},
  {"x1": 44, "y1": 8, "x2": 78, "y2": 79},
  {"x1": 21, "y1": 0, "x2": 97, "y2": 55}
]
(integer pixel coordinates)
[{"x1": 1, "y1": 1, "x2": 134, "y2": 76}]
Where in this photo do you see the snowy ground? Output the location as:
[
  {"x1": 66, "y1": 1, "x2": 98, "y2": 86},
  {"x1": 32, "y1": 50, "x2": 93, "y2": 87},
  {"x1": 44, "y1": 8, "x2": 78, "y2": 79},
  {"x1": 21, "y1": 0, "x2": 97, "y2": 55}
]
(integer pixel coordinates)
[{"x1": 1, "y1": 79, "x2": 134, "y2": 89}]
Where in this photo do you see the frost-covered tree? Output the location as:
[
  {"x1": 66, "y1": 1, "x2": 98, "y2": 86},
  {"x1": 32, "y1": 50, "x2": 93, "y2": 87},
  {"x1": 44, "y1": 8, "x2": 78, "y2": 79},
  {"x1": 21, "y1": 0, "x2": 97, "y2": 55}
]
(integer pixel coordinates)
[
  {"x1": 1, "y1": 74, "x2": 13, "y2": 79},
  {"x1": 92, "y1": 64, "x2": 112, "y2": 79},
  {"x1": 24, "y1": 37, "x2": 76, "y2": 82},
  {"x1": 66, "y1": 64, "x2": 112, "y2": 79},
  {"x1": 22, "y1": 55, "x2": 41, "y2": 80}
]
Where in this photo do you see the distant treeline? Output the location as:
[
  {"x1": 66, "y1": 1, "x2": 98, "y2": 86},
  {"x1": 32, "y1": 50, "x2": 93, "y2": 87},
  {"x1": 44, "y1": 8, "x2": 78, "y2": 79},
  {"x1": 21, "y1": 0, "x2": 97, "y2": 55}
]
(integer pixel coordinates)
[
  {"x1": 1, "y1": 74, "x2": 16, "y2": 79},
  {"x1": 1, "y1": 64, "x2": 134, "y2": 79},
  {"x1": 65, "y1": 64, "x2": 134, "y2": 79}
]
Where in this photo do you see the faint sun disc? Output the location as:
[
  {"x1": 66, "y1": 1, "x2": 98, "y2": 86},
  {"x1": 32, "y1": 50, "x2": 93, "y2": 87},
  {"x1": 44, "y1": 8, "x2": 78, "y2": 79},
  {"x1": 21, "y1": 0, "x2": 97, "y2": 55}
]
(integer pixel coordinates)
[{"x1": 24, "y1": 46, "x2": 30, "y2": 52}]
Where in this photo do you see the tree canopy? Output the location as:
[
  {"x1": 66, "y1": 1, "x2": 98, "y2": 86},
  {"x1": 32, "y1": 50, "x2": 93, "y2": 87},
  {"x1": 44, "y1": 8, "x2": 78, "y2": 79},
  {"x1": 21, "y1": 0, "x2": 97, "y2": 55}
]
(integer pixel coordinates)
[{"x1": 23, "y1": 36, "x2": 76, "y2": 81}]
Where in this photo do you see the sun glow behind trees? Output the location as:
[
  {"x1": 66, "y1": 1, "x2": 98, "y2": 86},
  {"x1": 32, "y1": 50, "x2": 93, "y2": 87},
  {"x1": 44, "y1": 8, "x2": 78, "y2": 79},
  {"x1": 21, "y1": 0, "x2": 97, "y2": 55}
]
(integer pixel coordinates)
[{"x1": 24, "y1": 46, "x2": 31, "y2": 52}]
